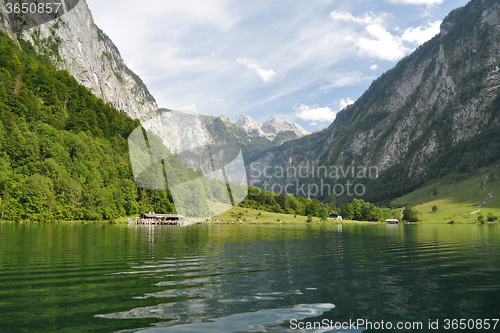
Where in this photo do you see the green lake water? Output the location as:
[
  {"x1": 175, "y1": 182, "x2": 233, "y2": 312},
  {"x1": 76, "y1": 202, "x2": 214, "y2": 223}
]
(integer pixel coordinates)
[{"x1": 0, "y1": 223, "x2": 499, "y2": 333}]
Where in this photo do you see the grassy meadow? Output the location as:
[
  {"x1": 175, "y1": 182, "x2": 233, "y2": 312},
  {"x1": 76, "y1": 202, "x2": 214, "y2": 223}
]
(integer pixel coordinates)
[
  {"x1": 392, "y1": 166, "x2": 500, "y2": 223},
  {"x1": 212, "y1": 206, "x2": 373, "y2": 225}
]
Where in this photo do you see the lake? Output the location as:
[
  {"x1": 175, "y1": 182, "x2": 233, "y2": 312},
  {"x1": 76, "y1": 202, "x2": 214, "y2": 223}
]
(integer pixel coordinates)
[{"x1": 0, "y1": 223, "x2": 499, "y2": 332}]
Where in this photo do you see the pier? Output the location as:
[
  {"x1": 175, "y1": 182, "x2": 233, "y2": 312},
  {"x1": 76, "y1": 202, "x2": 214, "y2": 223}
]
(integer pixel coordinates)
[{"x1": 134, "y1": 213, "x2": 195, "y2": 226}]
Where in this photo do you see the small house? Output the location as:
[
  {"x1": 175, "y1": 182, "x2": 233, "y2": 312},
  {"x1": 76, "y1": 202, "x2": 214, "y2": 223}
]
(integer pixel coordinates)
[
  {"x1": 164, "y1": 214, "x2": 185, "y2": 222},
  {"x1": 140, "y1": 213, "x2": 185, "y2": 223}
]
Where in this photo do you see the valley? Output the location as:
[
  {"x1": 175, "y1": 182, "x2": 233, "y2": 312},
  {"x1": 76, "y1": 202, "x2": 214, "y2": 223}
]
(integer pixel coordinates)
[{"x1": 0, "y1": 0, "x2": 499, "y2": 224}]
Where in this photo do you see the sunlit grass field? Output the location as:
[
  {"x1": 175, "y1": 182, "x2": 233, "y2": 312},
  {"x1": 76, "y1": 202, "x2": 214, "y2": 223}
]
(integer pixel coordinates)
[
  {"x1": 392, "y1": 166, "x2": 500, "y2": 223},
  {"x1": 212, "y1": 206, "x2": 372, "y2": 224}
]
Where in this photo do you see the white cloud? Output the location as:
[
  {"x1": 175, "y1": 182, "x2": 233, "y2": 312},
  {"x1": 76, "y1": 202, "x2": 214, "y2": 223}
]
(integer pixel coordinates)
[
  {"x1": 314, "y1": 72, "x2": 365, "y2": 96},
  {"x1": 236, "y1": 58, "x2": 277, "y2": 82},
  {"x1": 295, "y1": 104, "x2": 337, "y2": 123},
  {"x1": 294, "y1": 98, "x2": 354, "y2": 124},
  {"x1": 339, "y1": 98, "x2": 355, "y2": 109},
  {"x1": 388, "y1": 0, "x2": 443, "y2": 7},
  {"x1": 330, "y1": 11, "x2": 384, "y2": 25},
  {"x1": 370, "y1": 64, "x2": 378, "y2": 70},
  {"x1": 331, "y1": 11, "x2": 410, "y2": 60},
  {"x1": 402, "y1": 20, "x2": 441, "y2": 44},
  {"x1": 331, "y1": 11, "x2": 440, "y2": 61},
  {"x1": 356, "y1": 24, "x2": 411, "y2": 61},
  {"x1": 212, "y1": 98, "x2": 224, "y2": 103}
]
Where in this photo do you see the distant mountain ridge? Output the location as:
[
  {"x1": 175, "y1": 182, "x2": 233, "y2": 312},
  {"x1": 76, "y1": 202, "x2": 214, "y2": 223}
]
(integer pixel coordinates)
[
  {"x1": 158, "y1": 109, "x2": 312, "y2": 161},
  {"x1": 235, "y1": 114, "x2": 310, "y2": 140}
]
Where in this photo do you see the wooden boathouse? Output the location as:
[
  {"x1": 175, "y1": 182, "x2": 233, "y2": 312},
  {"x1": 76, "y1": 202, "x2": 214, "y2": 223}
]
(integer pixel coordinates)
[{"x1": 135, "y1": 213, "x2": 185, "y2": 225}]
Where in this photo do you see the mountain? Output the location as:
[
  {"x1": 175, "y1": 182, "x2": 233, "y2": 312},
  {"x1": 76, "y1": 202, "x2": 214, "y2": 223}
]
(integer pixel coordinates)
[
  {"x1": 200, "y1": 113, "x2": 312, "y2": 158},
  {"x1": 248, "y1": 0, "x2": 500, "y2": 205},
  {"x1": 260, "y1": 116, "x2": 311, "y2": 139},
  {"x1": 235, "y1": 114, "x2": 267, "y2": 138},
  {"x1": 156, "y1": 109, "x2": 273, "y2": 161},
  {"x1": 0, "y1": 0, "x2": 158, "y2": 121},
  {"x1": 0, "y1": 0, "x2": 311, "y2": 154},
  {"x1": 154, "y1": 108, "x2": 314, "y2": 162},
  {"x1": 235, "y1": 114, "x2": 310, "y2": 140},
  {"x1": 314, "y1": 125, "x2": 326, "y2": 133}
]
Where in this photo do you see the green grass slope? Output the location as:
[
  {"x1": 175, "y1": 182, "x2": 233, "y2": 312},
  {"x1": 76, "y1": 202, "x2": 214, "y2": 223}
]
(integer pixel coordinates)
[
  {"x1": 213, "y1": 206, "x2": 374, "y2": 225},
  {"x1": 391, "y1": 166, "x2": 500, "y2": 223}
]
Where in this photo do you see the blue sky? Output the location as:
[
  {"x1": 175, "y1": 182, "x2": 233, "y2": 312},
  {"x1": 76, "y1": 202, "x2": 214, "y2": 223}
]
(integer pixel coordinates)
[{"x1": 86, "y1": 0, "x2": 468, "y2": 131}]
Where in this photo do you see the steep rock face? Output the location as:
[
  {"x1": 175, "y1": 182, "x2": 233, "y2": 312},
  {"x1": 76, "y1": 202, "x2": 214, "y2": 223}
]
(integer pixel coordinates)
[
  {"x1": 0, "y1": 0, "x2": 158, "y2": 121},
  {"x1": 248, "y1": 0, "x2": 500, "y2": 203}
]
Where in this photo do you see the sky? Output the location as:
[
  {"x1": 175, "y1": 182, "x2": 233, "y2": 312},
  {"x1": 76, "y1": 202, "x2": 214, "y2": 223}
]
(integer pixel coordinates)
[{"x1": 85, "y1": 0, "x2": 469, "y2": 131}]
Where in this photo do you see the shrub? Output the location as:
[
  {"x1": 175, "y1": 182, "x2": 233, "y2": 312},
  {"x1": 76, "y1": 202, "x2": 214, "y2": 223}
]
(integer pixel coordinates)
[
  {"x1": 403, "y1": 207, "x2": 419, "y2": 222},
  {"x1": 319, "y1": 207, "x2": 329, "y2": 221}
]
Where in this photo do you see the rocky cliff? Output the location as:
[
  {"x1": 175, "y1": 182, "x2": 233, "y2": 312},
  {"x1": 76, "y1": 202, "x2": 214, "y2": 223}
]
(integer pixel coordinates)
[
  {"x1": 249, "y1": 0, "x2": 500, "y2": 204},
  {"x1": 0, "y1": 0, "x2": 158, "y2": 121}
]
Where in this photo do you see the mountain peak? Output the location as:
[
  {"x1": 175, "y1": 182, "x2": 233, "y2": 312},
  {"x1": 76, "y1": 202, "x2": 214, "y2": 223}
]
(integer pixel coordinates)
[
  {"x1": 239, "y1": 113, "x2": 251, "y2": 119},
  {"x1": 261, "y1": 116, "x2": 311, "y2": 138},
  {"x1": 314, "y1": 125, "x2": 326, "y2": 133},
  {"x1": 235, "y1": 114, "x2": 310, "y2": 141},
  {"x1": 235, "y1": 114, "x2": 266, "y2": 138},
  {"x1": 217, "y1": 115, "x2": 231, "y2": 123}
]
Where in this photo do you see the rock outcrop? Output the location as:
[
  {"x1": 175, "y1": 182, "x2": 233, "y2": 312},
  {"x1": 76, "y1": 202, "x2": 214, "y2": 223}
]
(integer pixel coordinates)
[{"x1": 0, "y1": 0, "x2": 158, "y2": 121}]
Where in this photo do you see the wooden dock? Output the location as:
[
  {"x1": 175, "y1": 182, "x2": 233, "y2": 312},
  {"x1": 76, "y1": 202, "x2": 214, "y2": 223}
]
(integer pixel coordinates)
[
  {"x1": 135, "y1": 219, "x2": 184, "y2": 226},
  {"x1": 133, "y1": 213, "x2": 195, "y2": 226}
]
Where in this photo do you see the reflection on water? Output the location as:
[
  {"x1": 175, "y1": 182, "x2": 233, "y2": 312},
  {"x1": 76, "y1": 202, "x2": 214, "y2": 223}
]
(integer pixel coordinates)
[
  {"x1": 132, "y1": 304, "x2": 346, "y2": 333},
  {"x1": 0, "y1": 224, "x2": 499, "y2": 333}
]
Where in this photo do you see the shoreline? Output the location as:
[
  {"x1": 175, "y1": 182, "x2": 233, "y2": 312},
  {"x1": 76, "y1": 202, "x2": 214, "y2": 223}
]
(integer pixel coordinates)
[{"x1": 1, "y1": 220, "x2": 498, "y2": 225}]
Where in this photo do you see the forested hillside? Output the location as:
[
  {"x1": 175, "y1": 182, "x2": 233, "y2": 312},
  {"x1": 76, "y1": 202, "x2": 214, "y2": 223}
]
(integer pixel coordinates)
[{"x1": 0, "y1": 33, "x2": 174, "y2": 222}]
